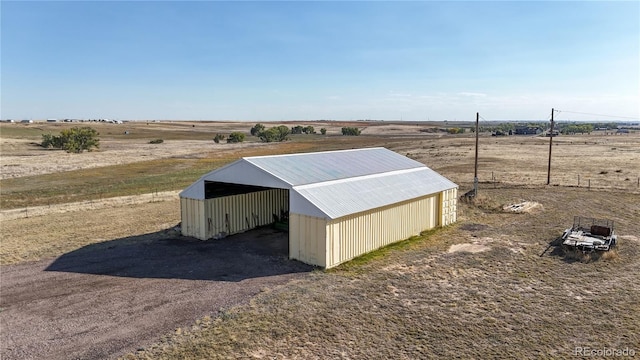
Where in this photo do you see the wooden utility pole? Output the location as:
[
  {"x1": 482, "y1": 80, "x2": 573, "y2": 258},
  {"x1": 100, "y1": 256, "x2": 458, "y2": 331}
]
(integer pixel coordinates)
[
  {"x1": 547, "y1": 108, "x2": 555, "y2": 185},
  {"x1": 474, "y1": 112, "x2": 479, "y2": 196}
]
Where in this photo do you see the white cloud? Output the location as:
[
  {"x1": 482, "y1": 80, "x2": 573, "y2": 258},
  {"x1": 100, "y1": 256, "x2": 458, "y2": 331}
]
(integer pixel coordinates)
[{"x1": 458, "y1": 92, "x2": 487, "y2": 97}]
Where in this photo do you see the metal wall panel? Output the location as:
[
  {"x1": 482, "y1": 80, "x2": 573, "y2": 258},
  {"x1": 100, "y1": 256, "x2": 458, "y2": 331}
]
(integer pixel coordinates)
[
  {"x1": 289, "y1": 213, "x2": 327, "y2": 268},
  {"x1": 325, "y1": 194, "x2": 440, "y2": 268},
  {"x1": 203, "y1": 188, "x2": 288, "y2": 239},
  {"x1": 440, "y1": 188, "x2": 458, "y2": 226},
  {"x1": 180, "y1": 198, "x2": 206, "y2": 240}
]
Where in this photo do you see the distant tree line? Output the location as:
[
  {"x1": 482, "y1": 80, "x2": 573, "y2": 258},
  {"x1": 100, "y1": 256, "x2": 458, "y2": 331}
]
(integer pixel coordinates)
[
  {"x1": 558, "y1": 124, "x2": 593, "y2": 135},
  {"x1": 249, "y1": 123, "x2": 328, "y2": 142},
  {"x1": 215, "y1": 123, "x2": 362, "y2": 144}
]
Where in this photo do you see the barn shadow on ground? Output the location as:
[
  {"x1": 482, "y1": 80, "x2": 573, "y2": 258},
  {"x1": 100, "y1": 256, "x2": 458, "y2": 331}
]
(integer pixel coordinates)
[{"x1": 45, "y1": 226, "x2": 313, "y2": 281}]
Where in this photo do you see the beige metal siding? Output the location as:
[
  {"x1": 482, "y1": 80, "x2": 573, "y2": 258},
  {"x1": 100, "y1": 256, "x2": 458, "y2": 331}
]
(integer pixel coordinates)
[
  {"x1": 325, "y1": 193, "x2": 440, "y2": 268},
  {"x1": 440, "y1": 188, "x2": 458, "y2": 226},
  {"x1": 203, "y1": 188, "x2": 288, "y2": 239},
  {"x1": 180, "y1": 198, "x2": 206, "y2": 240},
  {"x1": 289, "y1": 213, "x2": 327, "y2": 268}
]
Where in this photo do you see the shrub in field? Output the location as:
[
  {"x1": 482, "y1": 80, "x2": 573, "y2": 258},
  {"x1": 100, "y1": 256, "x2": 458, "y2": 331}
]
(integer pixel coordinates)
[
  {"x1": 213, "y1": 134, "x2": 225, "y2": 143},
  {"x1": 41, "y1": 133, "x2": 64, "y2": 149},
  {"x1": 41, "y1": 127, "x2": 100, "y2": 153},
  {"x1": 227, "y1": 132, "x2": 245, "y2": 143},
  {"x1": 291, "y1": 125, "x2": 315, "y2": 135},
  {"x1": 149, "y1": 139, "x2": 164, "y2": 144},
  {"x1": 320, "y1": 128, "x2": 327, "y2": 135},
  {"x1": 341, "y1": 127, "x2": 361, "y2": 136},
  {"x1": 259, "y1": 125, "x2": 290, "y2": 142},
  {"x1": 250, "y1": 123, "x2": 265, "y2": 136}
]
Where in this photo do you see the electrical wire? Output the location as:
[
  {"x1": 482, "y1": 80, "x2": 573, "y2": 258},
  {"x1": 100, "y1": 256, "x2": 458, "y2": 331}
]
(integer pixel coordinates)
[
  {"x1": 477, "y1": 114, "x2": 550, "y2": 122},
  {"x1": 555, "y1": 110, "x2": 638, "y2": 120}
]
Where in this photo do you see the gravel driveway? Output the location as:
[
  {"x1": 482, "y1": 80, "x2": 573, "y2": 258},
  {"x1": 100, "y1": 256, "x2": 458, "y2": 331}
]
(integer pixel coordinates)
[{"x1": 0, "y1": 228, "x2": 311, "y2": 360}]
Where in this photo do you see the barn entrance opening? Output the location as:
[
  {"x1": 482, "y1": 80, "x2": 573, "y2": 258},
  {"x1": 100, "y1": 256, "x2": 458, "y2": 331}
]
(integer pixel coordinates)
[{"x1": 203, "y1": 181, "x2": 290, "y2": 257}]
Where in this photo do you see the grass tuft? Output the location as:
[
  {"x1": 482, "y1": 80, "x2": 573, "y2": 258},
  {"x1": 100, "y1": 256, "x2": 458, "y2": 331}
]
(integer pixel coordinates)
[
  {"x1": 562, "y1": 247, "x2": 619, "y2": 263},
  {"x1": 459, "y1": 193, "x2": 502, "y2": 213}
]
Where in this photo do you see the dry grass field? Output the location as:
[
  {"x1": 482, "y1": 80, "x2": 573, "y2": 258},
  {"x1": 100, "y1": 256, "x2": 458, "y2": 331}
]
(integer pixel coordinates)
[
  {"x1": 124, "y1": 188, "x2": 640, "y2": 360},
  {"x1": 1, "y1": 121, "x2": 639, "y2": 359}
]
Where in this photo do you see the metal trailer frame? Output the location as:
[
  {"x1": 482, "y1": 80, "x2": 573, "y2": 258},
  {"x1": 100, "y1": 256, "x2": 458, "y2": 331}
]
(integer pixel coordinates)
[{"x1": 561, "y1": 216, "x2": 617, "y2": 253}]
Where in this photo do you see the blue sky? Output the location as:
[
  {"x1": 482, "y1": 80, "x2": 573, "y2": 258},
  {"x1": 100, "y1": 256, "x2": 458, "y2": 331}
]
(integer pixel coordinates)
[{"x1": 1, "y1": 1, "x2": 638, "y2": 121}]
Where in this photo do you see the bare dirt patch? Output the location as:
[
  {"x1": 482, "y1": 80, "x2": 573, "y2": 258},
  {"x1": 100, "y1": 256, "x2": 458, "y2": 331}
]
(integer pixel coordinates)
[
  {"x1": 0, "y1": 227, "x2": 311, "y2": 360},
  {"x1": 447, "y1": 242, "x2": 490, "y2": 253},
  {"x1": 620, "y1": 235, "x2": 639, "y2": 243}
]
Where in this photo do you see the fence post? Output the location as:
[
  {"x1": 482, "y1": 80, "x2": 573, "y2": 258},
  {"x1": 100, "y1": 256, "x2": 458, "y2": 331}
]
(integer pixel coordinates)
[
  {"x1": 25, "y1": 206, "x2": 28, "y2": 218},
  {"x1": 588, "y1": 179, "x2": 591, "y2": 190},
  {"x1": 578, "y1": 174, "x2": 580, "y2": 187}
]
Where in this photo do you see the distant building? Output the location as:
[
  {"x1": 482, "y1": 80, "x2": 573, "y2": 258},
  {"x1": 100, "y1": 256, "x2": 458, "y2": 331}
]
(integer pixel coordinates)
[
  {"x1": 47, "y1": 118, "x2": 58, "y2": 123},
  {"x1": 515, "y1": 126, "x2": 542, "y2": 135},
  {"x1": 20, "y1": 119, "x2": 33, "y2": 124}
]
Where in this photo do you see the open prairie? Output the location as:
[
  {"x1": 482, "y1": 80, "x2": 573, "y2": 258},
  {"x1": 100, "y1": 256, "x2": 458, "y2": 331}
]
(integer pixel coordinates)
[{"x1": 1, "y1": 121, "x2": 639, "y2": 359}]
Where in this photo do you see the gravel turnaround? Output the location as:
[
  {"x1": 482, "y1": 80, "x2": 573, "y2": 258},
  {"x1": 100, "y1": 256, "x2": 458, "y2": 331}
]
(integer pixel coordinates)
[{"x1": 0, "y1": 228, "x2": 312, "y2": 360}]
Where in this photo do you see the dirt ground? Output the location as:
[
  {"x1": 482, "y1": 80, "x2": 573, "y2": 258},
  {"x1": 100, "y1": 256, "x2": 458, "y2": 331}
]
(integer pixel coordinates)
[{"x1": 0, "y1": 227, "x2": 310, "y2": 360}]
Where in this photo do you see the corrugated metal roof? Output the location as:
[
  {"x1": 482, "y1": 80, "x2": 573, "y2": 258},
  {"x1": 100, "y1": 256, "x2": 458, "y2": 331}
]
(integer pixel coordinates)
[
  {"x1": 180, "y1": 147, "x2": 458, "y2": 219},
  {"x1": 293, "y1": 167, "x2": 457, "y2": 219},
  {"x1": 245, "y1": 147, "x2": 424, "y2": 186}
]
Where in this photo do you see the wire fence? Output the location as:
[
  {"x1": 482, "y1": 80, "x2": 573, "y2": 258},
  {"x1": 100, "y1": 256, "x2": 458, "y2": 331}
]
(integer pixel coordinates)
[
  {"x1": 4, "y1": 171, "x2": 639, "y2": 221},
  {"x1": 1, "y1": 189, "x2": 180, "y2": 221},
  {"x1": 461, "y1": 170, "x2": 640, "y2": 194}
]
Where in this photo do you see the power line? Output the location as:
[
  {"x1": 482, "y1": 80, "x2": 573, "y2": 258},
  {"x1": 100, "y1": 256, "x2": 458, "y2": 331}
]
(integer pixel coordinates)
[
  {"x1": 555, "y1": 110, "x2": 638, "y2": 120},
  {"x1": 477, "y1": 114, "x2": 551, "y2": 122}
]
